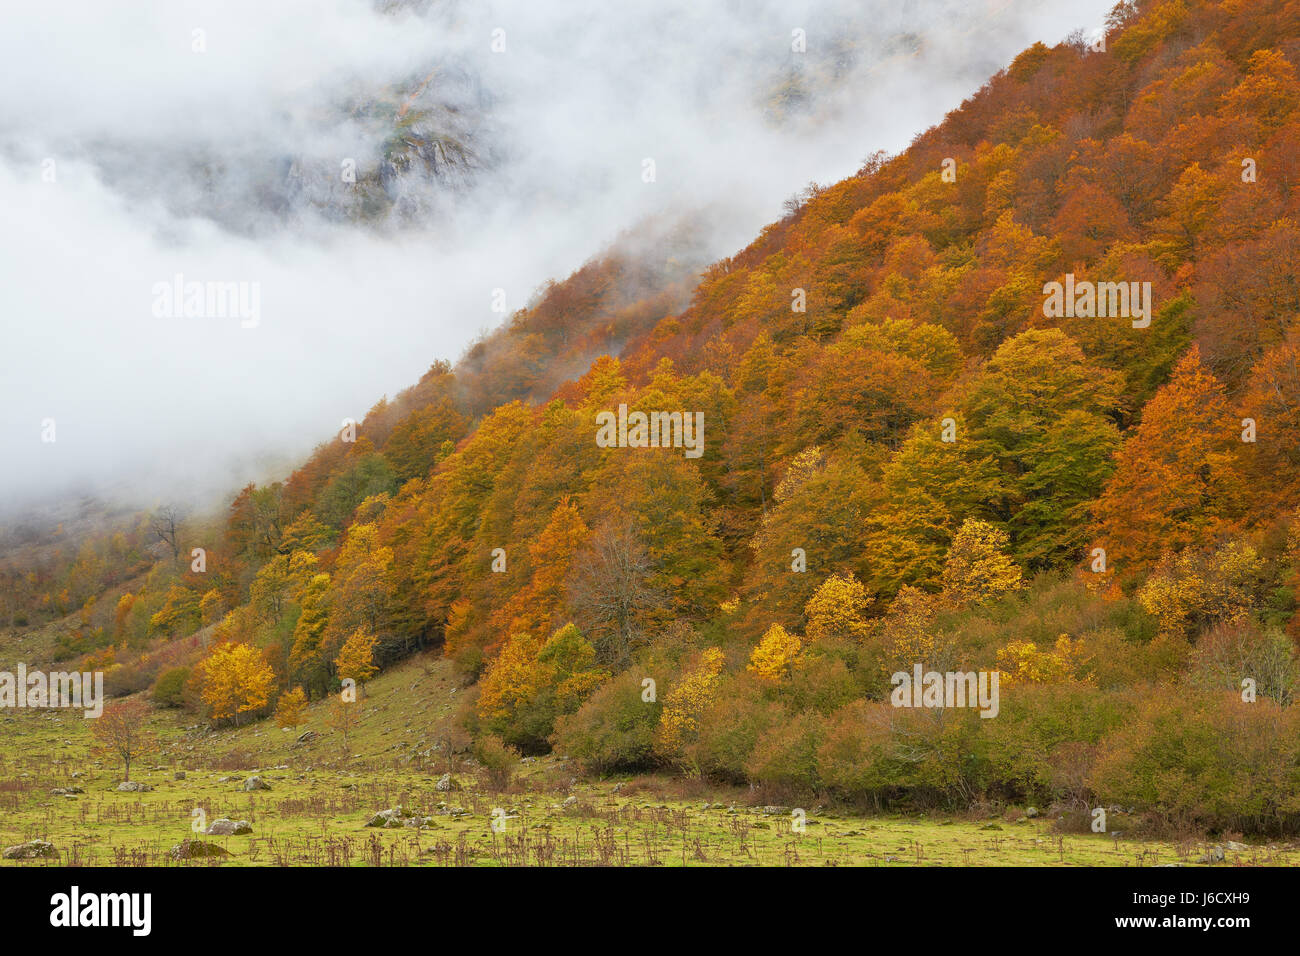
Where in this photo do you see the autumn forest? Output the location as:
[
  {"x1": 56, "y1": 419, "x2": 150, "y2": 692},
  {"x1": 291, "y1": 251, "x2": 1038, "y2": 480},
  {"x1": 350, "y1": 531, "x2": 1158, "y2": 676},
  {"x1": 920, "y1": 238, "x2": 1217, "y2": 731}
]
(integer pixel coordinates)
[{"x1": 5, "y1": 0, "x2": 1300, "y2": 874}]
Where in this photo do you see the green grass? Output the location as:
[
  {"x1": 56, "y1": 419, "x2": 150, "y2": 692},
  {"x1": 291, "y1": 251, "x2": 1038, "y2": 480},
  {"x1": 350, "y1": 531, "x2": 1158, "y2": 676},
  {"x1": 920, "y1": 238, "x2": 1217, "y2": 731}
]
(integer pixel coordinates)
[{"x1": 2, "y1": 652, "x2": 1297, "y2": 866}]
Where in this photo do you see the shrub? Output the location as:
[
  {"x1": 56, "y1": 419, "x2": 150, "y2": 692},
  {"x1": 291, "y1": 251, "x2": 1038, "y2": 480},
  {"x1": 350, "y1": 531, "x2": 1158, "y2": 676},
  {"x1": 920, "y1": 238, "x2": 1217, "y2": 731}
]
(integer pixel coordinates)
[
  {"x1": 1189, "y1": 622, "x2": 1298, "y2": 705},
  {"x1": 551, "y1": 671, "x2": 660, "y2": 774},
  {"x1": 1090, "y1": 686, "x2": 1300, "y2": 835},
  {"x1": 784, "y1": 645, "x2": 863, "y2": 714},
  {"x1": 474, "y1": 734, "x2": 521, "y2": 792},
  {"x1": 816, "y1": 700, "x2": 897, "y2": 800},
  {"x1": 1137, "y1": 541, "x2": 1266, "y2": 638},
  {"x1": 744, "y1": 710, "x2": 825, "y2": 794},
  {"x1": 477, "y1": 624, "x2": 606, "y2": 753},
  {"x1": 976, "y1": 683, "x2": 1134, "y2": 803},
  {"x1": 687, "y1": 673, "x2": 784, "y2": 783},
  {"x1": 151, "y1": 666, "x2": 192, "y2": 708}
]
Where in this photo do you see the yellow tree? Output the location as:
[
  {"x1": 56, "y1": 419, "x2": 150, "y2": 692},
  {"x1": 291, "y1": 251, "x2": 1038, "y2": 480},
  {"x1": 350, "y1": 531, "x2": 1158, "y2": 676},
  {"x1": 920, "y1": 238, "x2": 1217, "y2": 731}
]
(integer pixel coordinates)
[
  {"x1": 996, "y1": 636, "x2": 1091, "y2": 685},
  {"x1": 330, "y1": 524, "x2": 394, "y2": 645},
  {"x1": 477, "y1": 632, "x2": 546, "y2": 728},
  {"x1": 1136, "y1": 541, "x2": 1263, "y2": 638},
  {"x1": 940, "y1": 519, "x2": 1023, "y2": 606},
  {"x1": 654, "y1": 647, "x2": 726, "y2": 764},
  {"x1": 274, "y1": 687, "x2": 309, "y2": 736},
  {"x1": 290, "y1": 572, "x2": 332, "y2": 693},
  {"x1": 198, "y1": 589, "x2": 224, "y2": 627},
  {"x1": 747, "y1": 624, "x2": 803, "y2": 681},
  {"x1": 803, "y1": 571, "x2": 871, "y2": 640},
  {"x1": 249, "y1": 550, "x2": 318, "y2": 624},
  {"x1": 197, "y1": 641, "x2": 276, "y2": 726},
  {"x1": 334, "y1": 628, "x2": 379, "y2": 695},
  {"x1": 873, "y1": 585, "x2": 939, "y2": 679}
]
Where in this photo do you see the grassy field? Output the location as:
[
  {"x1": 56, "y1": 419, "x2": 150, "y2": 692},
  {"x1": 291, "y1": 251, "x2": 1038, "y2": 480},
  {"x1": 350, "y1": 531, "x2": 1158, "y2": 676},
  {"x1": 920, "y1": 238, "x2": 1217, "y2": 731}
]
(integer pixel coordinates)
[{"x1": 1, "y1": 650, "x2": 1297, "y2": 867}]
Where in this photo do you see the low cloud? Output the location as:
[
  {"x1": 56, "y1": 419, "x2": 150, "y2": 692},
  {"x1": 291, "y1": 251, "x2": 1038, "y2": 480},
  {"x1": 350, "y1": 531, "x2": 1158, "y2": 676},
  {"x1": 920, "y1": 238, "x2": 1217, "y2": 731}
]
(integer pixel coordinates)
[{"x1": 0, "y1": 0, "x2": 1114, "y2": 515}]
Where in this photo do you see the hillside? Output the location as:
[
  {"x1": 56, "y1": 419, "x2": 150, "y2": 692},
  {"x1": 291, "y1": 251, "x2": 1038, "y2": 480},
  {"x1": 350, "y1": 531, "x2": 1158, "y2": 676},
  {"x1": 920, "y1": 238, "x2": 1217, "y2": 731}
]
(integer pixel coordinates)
[{"x1": 7, "y1": 0, "x2": 1300, "y2": 844}]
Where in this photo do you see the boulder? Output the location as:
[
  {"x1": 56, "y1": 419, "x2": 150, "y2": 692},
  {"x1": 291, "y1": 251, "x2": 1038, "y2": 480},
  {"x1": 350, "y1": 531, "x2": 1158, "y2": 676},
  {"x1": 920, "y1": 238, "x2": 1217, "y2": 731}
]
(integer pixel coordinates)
[
  {"x1": 116, "y1": 781, "x2": 153, "y2": 792},
  {"x1": 2, "y1": 840, "x2": 57, "y2": 860},
  {"x1": 366, "y1": 808, "x2": 406, "y2": 828},
  {"x1": 240, "y1": 776, "x2": 272, "y2": 792},
  {"x1": 205, "y1": 818, "x2": 253, "y2": 836},
  {"x1": 169, "y1": 840, "x2": 232, "y2": 861},
  {"x1": 435, "y1": 773, "x2": 460, "y2": 792},
  {"x1": 174, "y1": 771, "x2": 186, "y2": 780},
  {"x1": 1196, "y1": 845, "x2": 1226, "y2": 864}
]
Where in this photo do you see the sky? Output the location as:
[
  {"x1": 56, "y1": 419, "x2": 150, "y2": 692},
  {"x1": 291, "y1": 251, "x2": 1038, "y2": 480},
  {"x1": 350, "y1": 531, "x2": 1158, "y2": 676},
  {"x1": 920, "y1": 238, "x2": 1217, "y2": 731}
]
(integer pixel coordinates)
[{"x1": 0, "y1": 0, "x2": 1116, "y2": 517}]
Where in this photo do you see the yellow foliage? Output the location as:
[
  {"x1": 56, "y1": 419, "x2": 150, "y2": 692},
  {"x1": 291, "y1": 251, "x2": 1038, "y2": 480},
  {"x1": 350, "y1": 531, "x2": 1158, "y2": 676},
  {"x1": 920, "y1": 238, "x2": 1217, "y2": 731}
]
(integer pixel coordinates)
[
  {"x1": 1137, "y1": 541, "x2": 1262, "y2": 636},
  {"x1": 274, "y1": 687, "x2": 309, "y2": 730},
  {"x1": 874, "y1": 586, "x2": 938, "y2": 678},
  {"x1": 804, "y1": 571, "x2": 871, "y2": 640},
  {"x1": 655, "y1": 647, "x2": 726, "y2": 761},
  {"x1": 197, "y1": 641, "x2": 276, "y2": 724},
  {"x1": 334, "y1": 628, "x2": 379, "y2": 687},
  {"x1": 774, "y1": 446, "x2": 827, "y2": 503},
  {"x1": 477, "y1": 633, "x2": 545, "y2": 722},
  {"x1": 996, "y1": 634, "x2": 1091, "y2": 685},
  {"x1": 747, "y1": 624, "x2": 803, "y2": 680},
  {"x1": 941, "y1": 518, "x2": 1023, "y2": 605}
]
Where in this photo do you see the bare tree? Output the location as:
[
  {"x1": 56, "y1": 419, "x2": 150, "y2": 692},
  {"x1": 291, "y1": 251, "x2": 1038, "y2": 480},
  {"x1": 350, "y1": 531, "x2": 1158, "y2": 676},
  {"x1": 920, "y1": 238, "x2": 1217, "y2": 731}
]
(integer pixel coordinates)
[
  {"x1": 568, "y1": 518, "x2": 662, "y2": 667},
  {"x1": 151, "y1": 505, "x2": 183, "y2": 562},
  {"x1": 90, "y1": 699, "x2": 157, "y2": 782}
]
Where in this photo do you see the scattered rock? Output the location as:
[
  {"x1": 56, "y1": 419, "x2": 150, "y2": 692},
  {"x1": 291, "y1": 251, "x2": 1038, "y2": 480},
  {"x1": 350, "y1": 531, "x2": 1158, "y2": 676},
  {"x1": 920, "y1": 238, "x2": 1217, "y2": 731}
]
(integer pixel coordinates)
[
  {"x1": 205, "y1": 818, "x2": 253, "y2": 836},
  {"x1": 1196, "y1": 845, "x2": 1226, "y2": 864},
  {"x1": 296, "y1": 730, "x2": 318, "y2": 744},
  {"x1": 116, "y1": 781, "x2": 153, "y2": 792},
  {"x1": 3, "y1": 840, "x2": 57, "y2": 860},
  {"x1": 1225, "y1": 841, "x2": 1249, "y2": 852},
  {"x1": 366, "y1": 808, "x2": 407, "y2": 828},
  {"x1": 562, "y1": 795, "x2": 577, "y2": 807},
  {"x1": 170, "y1": 840, "x2": 231, "y2": 861}
]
